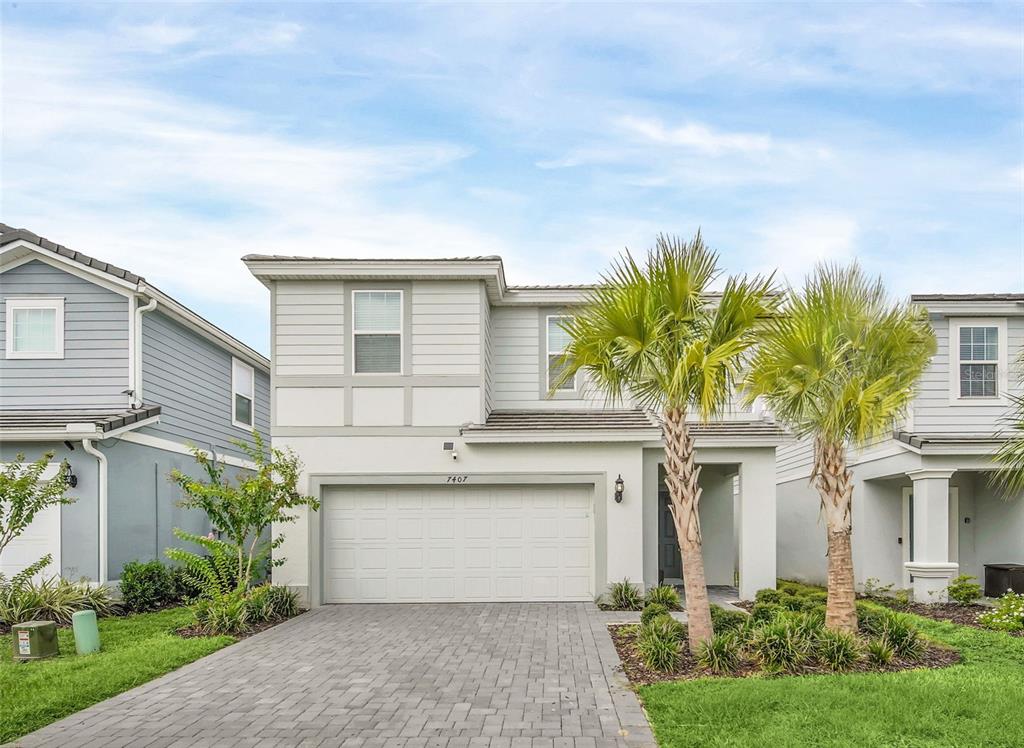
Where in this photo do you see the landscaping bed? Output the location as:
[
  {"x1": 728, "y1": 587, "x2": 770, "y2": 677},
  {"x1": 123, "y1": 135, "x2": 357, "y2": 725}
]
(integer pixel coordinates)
[{"x1": 876, "y1": 601, "x2": 1024, "y2": 638}]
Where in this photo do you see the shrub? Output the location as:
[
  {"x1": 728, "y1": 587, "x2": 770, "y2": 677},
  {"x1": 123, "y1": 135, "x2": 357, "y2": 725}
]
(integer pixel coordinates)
[
  {"x1": 0, "y1": 576, "x2": 116, "y2": 626},
  {"x1": 779, "y1": 593, "x2": 817, "y2": 612},
  {"x1": 946, "y1": 575, "x2": 983, "y2": 606},
  {"x1": 640, "y1": 602, "x2": 669, "y2": 626},
  {"x1": 977, "y1": 590, "x2": 1024, "y2": 632},
  {"x1": 244, "y1": 584, "x2": 274, "y2": 622},
  {"x1": 709, "y1": 604, "x2": 748, "y2": 633},
  {"x1": 120, "y1": 560, "x2": 174, "y2": 612},
  {"x1": 169, "y1": 565, "x2": 202, "y2": 602},
  {"x1": 754, "y1": 588, "x2": 782, "y2": 605},
  {"x1": 696, "y1": 632, "x2": 742, "y2": 674},
  {"x1": 865, "y1": 637, "x2": 895, "y2": 666},
  {"x1": 606, "y1": 579, "x2": 643, "y2": 611},
  {"x1": 748, "y1": 618, "x2": 811, "y2": 673},
  {"x1": 265, "y1": 585, "x2": 300, "y2": 619},
  {"x1": 636, "y1": 615, "x2": 684, "y2": 671},
  {"x1": 166, "y1": 534, "x2": 242, "y2": 599},
  {"x1": 856, "y1": 601, "x2": 892, "y2": 637},
  {"x1": 751, "y1": 601, "x2": 784, "y2": 623},
  {"x1": 815, "y1": 628, "x2": 860, "y2": 672},
  {"x1": 193, "y1": 590, "x2": 250, "y2": 635},
  {"x1": 881, "y1": 614, "x2": 926, "y2": 660},
  {"x1": 785, "y1": 609, "x2": 825, "y2": 641},
  {"x1": 645, "y1": 585, "x2": 681, "y2": 610}
]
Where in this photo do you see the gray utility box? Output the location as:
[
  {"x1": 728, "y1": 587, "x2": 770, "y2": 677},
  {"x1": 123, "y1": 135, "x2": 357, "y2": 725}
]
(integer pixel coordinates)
[
  {"x1": 983, "y1": 564, "x2": 1024, "y2": 598},
  {"x1": 12, "y1": 621, "x2": 60, "y2": 661}
]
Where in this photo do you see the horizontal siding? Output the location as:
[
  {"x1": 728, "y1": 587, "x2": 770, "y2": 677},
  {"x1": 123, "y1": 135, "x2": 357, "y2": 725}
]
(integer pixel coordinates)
[
  {"x1": 0, "y1": 260, "x2": 129, "y2": 409},
  {"x1": 141, "y1": 310, "x2": 270, "y2": 458},
  {"x1": 912, "y1": 315, "x2": 1024, "y2": 434},
  {"x1": 274, "y1": 280, "x2": 344, "y2": 376},
  {"x1": 411, "y1": 281, "x2": 481, "y2": 376}
]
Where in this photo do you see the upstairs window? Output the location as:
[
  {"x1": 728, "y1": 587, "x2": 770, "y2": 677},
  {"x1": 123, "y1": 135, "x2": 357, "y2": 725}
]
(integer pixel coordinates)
[
  {"x1": 959, "y1": 325, "x2": 998, "y2": 398},
  {"x1": 5, "y1": 298, "x2": 64, "y2": 359},
  {"x1": 353, "y1": 290, "x2": 402, "y2": 374},
  {"x1": 547, "y1": 315, "x2": 574, "y2": 391},
  {"x1": 232, "y1": 358, "x2": 255, "y2": 429}
]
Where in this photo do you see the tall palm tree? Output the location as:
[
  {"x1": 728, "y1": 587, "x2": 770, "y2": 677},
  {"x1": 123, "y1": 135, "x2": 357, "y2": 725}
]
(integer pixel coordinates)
[
  {"x1": 555, "y1": 232, "x2": 776, "y2": 651},
  {"x1": 744, "y1": 264, "x2": 935, "y2": 632}
]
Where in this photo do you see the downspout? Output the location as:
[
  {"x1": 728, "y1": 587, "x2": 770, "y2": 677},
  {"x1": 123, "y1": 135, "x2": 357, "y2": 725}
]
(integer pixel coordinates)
[
  {"x1": 81, "y1": 438, "x2": 108, "y2": 585},
  {"x1": 133, "y1": 293, "x2": 158, "y2": 407}
]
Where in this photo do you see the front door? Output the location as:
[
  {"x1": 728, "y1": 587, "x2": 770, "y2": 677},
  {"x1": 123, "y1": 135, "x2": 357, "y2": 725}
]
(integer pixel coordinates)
[{"x1": 658, "y1": 487, "x2": 682, "y2": 583}]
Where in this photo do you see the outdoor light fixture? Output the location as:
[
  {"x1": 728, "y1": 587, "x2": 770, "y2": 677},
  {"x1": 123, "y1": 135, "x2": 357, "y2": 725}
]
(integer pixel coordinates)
[
  {"x1": 62, "y1": 459, "x2": 78, "y2": 488},
  {"x1": 614, "y1": 474, "x2": 624, "y2": 503}
]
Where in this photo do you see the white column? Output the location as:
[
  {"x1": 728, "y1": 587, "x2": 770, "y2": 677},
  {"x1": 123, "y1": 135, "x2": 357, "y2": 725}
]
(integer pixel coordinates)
[
  {"x1": 905, "y1": 469, "x2": 958, "y2": 602},
  {"x1": 737, "y1": 452, "x2": 777, "y2": 600}
]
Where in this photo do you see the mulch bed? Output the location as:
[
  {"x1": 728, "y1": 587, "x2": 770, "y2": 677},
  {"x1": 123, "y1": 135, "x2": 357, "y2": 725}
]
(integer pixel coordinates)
[
  {"x1": 897, "y1": 602, "x2": 1024, "y2": 638},
  {"x1": 176, "y1": 612, "x2": 302, "y2": 640},
  {"x1": 609, "y1": 623, "x2": 960, "y2": 686}
]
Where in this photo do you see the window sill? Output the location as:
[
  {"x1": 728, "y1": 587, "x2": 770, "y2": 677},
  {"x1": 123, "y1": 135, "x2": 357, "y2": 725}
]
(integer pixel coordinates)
[{"x1": 5, "y1": 351, "x2": 64, "y2": 360}]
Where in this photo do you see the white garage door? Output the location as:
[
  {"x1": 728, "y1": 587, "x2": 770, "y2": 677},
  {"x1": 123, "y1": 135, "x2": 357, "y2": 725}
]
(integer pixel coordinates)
[
  {"x1": 322, "y1": 484, "x2": 593, "y2": 603},
  {"x1": 0, "y1": 502, "x2": 60, "y2": 580}
]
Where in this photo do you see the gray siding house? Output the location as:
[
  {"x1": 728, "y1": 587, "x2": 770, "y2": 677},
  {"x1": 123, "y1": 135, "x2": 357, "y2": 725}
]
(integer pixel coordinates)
[
  {"x1": 777, "y1": 294, "x2": 1024, "y2": 601},
  {"x1": 0, "y1": 225, "x2": 270, "y2": 583}
]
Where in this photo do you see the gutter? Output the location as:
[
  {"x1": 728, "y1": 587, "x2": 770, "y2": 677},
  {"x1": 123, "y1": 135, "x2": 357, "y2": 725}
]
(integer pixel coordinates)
[
  {"x1": 132, "y1": 293, "x2": 158, "y2": 407},
  {"x1": 81, "y1": 438, "x2": 109, "y2": 585}
]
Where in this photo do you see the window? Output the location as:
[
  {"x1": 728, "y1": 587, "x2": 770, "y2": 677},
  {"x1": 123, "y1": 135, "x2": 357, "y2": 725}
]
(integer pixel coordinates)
[
  {"x1": 5, "y1": 298, "x2": 64, "y2": 359},
  {"x1": 547, "y1": 315, "x2": 574, "y2": 391},
  {"x1": 232, "y1": 358, "x2": 255, "y2": 428},
  {"x1": 958, "y1": 325, "x2": 999, "y2": 397},
  {"x1": 353, "y1": 290, "x2": 402, "y2": 374}
]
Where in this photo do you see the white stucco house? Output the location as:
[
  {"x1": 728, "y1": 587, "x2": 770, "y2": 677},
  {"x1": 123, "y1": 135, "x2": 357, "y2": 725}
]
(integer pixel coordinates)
[
  {"x1": 245, "y1": 254, "x2": 787, "y2": 606},
  {"x1": 777, "y1": 294, "x2": 1024, "y2": 602}
]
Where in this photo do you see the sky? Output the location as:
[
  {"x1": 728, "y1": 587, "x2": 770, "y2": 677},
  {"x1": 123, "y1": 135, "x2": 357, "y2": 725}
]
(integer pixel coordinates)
[{"x1": 2, "y1": 2, "x2": 1022, "y2": 355}]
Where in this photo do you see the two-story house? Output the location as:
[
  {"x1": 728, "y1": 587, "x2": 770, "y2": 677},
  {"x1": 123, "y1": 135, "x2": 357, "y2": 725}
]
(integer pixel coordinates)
[
  {"x1": 777, "y1": 294, "x2": 1024, "y2": 601},
  {"x1": 0, "y1": 225, "x2": 270, "y2": 584},
  {"x1": 245, "y1": 254, "x2": 787, "y2": 606}
]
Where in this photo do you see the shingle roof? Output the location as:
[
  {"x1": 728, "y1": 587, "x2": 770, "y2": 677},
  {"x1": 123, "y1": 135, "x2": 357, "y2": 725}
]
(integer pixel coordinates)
[
  {"x1": 895, "y1": 430, "x2": 1004, "y2": 448},
  {"x1": 461, "y1": 410, "x2": 788, "y2": 439},
  {"x1": 911, "y1": 294, "x2": 1024, "y2": 302},
  {"x1": 242, "y1": 254, "x2": 502, "y2": 262},
  {"x1": 0, "y1": 406, "x2": 161, "y2": 433},
  {"x1": 0, "y1": 224, "x2": 143, "y2": 284}
]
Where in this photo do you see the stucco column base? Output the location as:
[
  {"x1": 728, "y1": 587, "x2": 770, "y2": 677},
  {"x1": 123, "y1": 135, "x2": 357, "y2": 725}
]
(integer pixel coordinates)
[{"x1": 905, "y1": 561, "x2": 959, "y2": 603}]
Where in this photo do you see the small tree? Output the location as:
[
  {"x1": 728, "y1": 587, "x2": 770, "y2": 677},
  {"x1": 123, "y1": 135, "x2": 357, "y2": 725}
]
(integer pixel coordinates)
[
  {"x1": 0, "y1": 452, "x2": 72, "y2": 574},
  {"x1": 167, "y1": 432, "x2": 319, "y2": 591}
]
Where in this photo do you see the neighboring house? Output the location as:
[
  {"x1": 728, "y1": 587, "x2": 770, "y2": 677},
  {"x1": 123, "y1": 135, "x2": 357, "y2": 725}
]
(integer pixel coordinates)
[
  {"x1": 245, "y1": 254, "x2": 786, "y2": 606},
  {"x1": 0, "y1": 225, "x2": 270, "y2": 584},
  {"x1": 777, "y1": 294, "x2": 1024, "y2": 601}
]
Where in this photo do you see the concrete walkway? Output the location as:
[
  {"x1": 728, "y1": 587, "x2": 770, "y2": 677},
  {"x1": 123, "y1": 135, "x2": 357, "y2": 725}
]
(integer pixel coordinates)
[{"x1": 9, "y1": 604, "x2": 655, "y2": 747}]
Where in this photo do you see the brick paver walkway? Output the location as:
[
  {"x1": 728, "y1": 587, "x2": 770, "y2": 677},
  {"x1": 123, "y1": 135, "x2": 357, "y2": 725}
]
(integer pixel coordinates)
[{"x1": 8, "y1": 603, "x2": 655, "y2": 747}]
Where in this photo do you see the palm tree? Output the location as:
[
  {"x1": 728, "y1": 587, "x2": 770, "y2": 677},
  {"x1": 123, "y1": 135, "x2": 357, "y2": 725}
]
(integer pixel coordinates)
[
  {"x1": 744, "y1": 264, "x2": 935, "y2": 632},
  {"x1": 555, "y1": 232, "x2": 776, "y2": 651},
  {"x1": 991, "y1": 353, "x2": 1024, "y2": 494}
]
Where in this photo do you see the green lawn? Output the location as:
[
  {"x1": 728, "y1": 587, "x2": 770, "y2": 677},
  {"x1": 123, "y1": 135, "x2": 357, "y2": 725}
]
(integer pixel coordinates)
[
  {"x1": 0, "y1": 608, "x2": 233, "y2": 744},
  {"x1": 640, "y1": 615, "x2": 1024, "y2": 747}
]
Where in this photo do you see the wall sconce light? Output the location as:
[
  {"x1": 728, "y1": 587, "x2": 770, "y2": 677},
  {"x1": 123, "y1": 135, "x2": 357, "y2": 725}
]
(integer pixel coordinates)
[
  {"x1": 62, "y1": 459, "x2": 78, "y2": 488},
  {"x1": 614, "y1": 474, "x2": 624, "y2": 503}
]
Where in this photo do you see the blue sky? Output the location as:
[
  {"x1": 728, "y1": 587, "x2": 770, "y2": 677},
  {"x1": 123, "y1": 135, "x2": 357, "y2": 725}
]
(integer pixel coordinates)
[{"x1": 2, "y1": 2, "x2": 1022, "y2": 355}]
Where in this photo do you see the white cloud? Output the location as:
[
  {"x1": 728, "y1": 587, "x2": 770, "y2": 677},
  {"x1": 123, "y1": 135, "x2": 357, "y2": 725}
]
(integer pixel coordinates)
[
  {"x1": 750, "y1": 212, "x2": 859, "y2": 286},
  {"x1": 617, "y1": 116, "x2": 774, "y2": 156}
]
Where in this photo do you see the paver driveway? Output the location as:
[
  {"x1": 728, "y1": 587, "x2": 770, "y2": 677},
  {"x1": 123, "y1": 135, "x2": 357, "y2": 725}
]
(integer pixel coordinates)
[{"x1": 9, "y1": 603, "x2": 655, "y2": 747}]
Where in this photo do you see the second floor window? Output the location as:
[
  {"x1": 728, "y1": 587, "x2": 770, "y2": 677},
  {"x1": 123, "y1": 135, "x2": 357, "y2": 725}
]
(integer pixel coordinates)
[
  {"x1": 959, "y1": 325, "x2": 998, "y2": 397},
  {"x1": 353, "y1": 290, "x2": 402, "y2": 374},
  {"x1": 5, "y1": 298, "x2": 64, "y2": 359},
  {"x1": 547, "y1": 315, "x2": 574, "y2": 391},
  {"x1": 232, "y1": 358, "x2": 255, "y2": 428}
]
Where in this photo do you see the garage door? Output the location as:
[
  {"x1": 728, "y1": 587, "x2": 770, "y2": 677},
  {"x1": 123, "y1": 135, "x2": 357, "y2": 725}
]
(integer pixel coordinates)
[{"x1": 322, "y1": 484, "x2": 593, "y2": 603}]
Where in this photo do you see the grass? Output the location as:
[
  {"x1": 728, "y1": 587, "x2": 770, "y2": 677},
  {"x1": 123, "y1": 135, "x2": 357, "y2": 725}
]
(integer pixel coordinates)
[
  {"x1": 639, "y1": 613, "x2": 1024, "y2": 747},
  {"x1": 0, "y1": 607, "x2": 233, "y2": 744}
]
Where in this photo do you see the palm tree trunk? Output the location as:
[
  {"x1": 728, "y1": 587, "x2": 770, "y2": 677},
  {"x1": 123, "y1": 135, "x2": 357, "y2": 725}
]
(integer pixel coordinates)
[
  {"x1": 814, "y1": 438, "x2": 858, "y2": 633},
  {"x1": 662, "y1": 407, "x2": 713, "y2": 652}
]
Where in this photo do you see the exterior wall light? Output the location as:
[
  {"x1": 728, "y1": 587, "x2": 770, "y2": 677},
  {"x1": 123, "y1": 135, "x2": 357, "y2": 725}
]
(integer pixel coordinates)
[
  {"x1": 614, "y1": 474, "x2": 624, "y2": 503},
  {"x1": 62, "y1": 459, "x2": 78, "y2": 488}
]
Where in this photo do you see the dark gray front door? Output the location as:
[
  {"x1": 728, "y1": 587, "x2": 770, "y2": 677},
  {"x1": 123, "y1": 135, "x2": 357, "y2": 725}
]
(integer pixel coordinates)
[{"x1": 658, "y1": 487, "x2": 682, "y2": 581}]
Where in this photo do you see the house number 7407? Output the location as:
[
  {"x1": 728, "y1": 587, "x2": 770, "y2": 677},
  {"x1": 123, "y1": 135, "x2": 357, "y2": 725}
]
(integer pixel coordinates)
[{"x1": 446, "y1": 475, "x2": 469, "y2": 484}]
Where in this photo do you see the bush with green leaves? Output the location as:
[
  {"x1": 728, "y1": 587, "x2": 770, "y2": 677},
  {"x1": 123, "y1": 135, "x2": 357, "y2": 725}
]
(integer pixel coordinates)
[
  {"x1": 696, "y1": 632, "x2": 742, "y2": 674},
  {"x1": 604, "y1": 579, "x2": 643, "y2": 611},
  {"x1": 637, "y1": 614, "x2": 685, "y2": 671},
  {"x1": 0, "y1": 573, "x2": 116, "y2": 626},
  {"x1": 977, "y1": 590, "x2": 1024, "y2": 632},
  {"x1": 641, "y1": 602, "x2": 669, "y2": 626},
  {"x1": 865, "y1": 637, "x2": 895, "y2": 666},
  {"x1": 880, "y1": 613, "x2": 926, "y2": 660},
  {"x1": 747, "y1": 618, "x2": 812, "y2": 673},
  {"x1": 751, "y1": 601, "x2": 784, "y2": 623},
  {"x1": 815, "y1": 628, "x2": 860, "y2": 671},
  {"x1": 856, "y1": 601, "x2": 892, "y2": 637},
  {"x1": 192, "y1": 590, "x2": 250, "y2": 635},
  {"x1": 645, "y1": 584, "x2": 681, "y2": 610},
  {"x1": 784, "y1": 609, "x2": 825, "y2": 641},
  {"x1": 946, "y1": 575, "x2": 983, "y2": 606},
  {"x1": 120, "y1": 560, "x2": 175, "y2": 612},
  {"x1": 166, "y1": 533, "x2": 243, "y2": 599},
  {"x1": 754, "y1": 588, "x2": 782, "y2": 605},
  {"x1": 709, "y1": 604, "x2": 748, "y2": 633}
]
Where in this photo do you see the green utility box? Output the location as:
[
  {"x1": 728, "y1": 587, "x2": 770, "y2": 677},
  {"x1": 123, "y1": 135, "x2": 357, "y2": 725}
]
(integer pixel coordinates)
[{"x1": 12, "y1": 621, "x2": 59, "y2": 661}]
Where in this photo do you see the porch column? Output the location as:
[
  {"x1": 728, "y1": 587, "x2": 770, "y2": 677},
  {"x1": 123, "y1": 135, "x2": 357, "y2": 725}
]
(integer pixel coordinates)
[
  {"x1": 737, "y1": 453, "x2": 777, "y2": 600},
  {"x1": 905, "y1": 469, "x2": 958, "y2": 602}
]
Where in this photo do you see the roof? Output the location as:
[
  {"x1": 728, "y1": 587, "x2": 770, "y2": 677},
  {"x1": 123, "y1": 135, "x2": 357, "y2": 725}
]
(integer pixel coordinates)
[
  {"x1": 242, "y1": 254, "x2": 502, "y2": 263},
  {"x1": 895, "y1": 430, "x2": 1005, "y2": 449},
  {"x1": 0, "y1": 224, "x2": 268, "y2": 370},
  {"x1": 911, "y1": 294, "x2": 1024, "y2": 302},
  {"x1": 0, "y1": 406, "x2": 161, "y2": 436}
]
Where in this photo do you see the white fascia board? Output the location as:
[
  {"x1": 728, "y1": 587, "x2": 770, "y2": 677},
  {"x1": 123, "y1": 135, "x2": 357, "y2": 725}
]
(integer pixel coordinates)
[
  {"x1": 498, "y1": 289, "x2": 592, "y2": 306},
  {"x1": 0, "y1": 243, "x2": 136, "y2": 297},
  {"x1": 462, "y1": 430, "x2": 785, "y2": 446},
  {"x1": 0, "y1": 415, "x2": 161, "y2": 443},
  {"x1": 919, "y1": 301, "x2": 1024, "y2": 316}
]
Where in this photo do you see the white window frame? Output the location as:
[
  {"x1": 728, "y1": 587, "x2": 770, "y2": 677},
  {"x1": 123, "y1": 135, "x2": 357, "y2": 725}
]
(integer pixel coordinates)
[
  {"x1": 5, "y1": 298, "x2": 65, "y2": 360},
  {"x1": 352, "y1": 289, "x2": 404, "y2": 376},
  {"x1": 546, "y1": 314, "x2": 576, "y2": 393},
  {"x1": 231, "y1": 357, "x2": 256, "y2": 429},
  {"x1": 948, "y1": 317, "x2": 1008, "y2": 405}
]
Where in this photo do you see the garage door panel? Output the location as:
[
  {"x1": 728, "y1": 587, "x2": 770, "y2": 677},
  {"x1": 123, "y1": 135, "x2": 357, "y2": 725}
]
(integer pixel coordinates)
[{"x1": 322, "y1": 484, "x2": 593, "y2": 603}]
